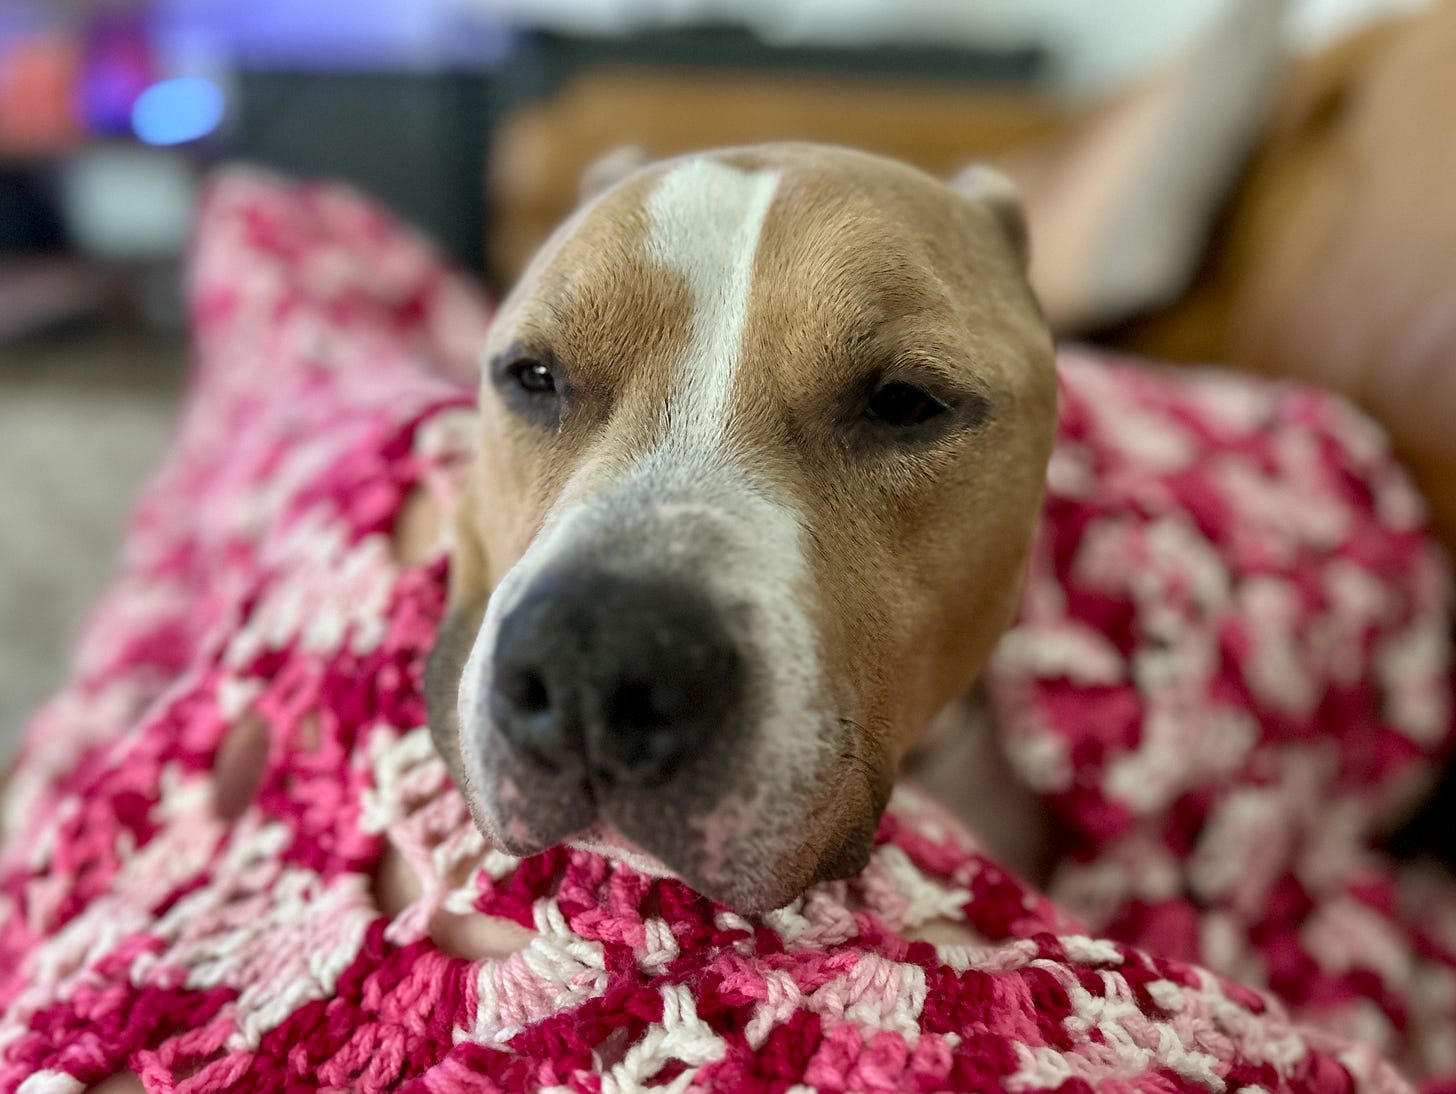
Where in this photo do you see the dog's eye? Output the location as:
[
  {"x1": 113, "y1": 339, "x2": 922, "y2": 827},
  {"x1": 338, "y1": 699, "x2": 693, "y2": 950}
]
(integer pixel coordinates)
[
  {"x1": 864, "y1": 381, "x2": 948, "y2": 427},
  {"x1": 491, "y1": 348, "x2": 567, "y2": 428},
  {"x1": 507, "y1": 359, "x2": 557, "y2": 396}
]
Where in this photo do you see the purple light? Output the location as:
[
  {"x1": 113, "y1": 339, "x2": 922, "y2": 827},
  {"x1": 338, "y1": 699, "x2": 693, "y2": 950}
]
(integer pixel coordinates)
[{"x1": 78, "y1": 11, "x2": 155, "y2": 135}]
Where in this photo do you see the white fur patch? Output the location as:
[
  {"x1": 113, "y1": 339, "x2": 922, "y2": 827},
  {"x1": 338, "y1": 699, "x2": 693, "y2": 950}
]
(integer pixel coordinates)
[{"x1": 644, "y1": 158, "x2": 780, "y2": 454}]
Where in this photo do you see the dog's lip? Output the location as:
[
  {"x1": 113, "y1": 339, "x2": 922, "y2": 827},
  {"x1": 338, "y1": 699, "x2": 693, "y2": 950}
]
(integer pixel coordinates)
[
  {"x1": 490, "y1": 794, "x2": 861, "y2": 915},
  {"x1": 485, "y1": 765, "x2": 598, "y2": 855},
  {"x1": 569, "y1": 822, "x2": 801, "y2": 912},
  {"x1": 569, "y1": 822, "x2": 675, "y2": 879}
]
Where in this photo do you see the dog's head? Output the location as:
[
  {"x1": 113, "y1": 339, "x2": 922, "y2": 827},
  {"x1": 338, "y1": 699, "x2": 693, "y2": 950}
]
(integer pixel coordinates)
[{"x1": 427, "y1": 143, "x2": 1055, "y2": 913}]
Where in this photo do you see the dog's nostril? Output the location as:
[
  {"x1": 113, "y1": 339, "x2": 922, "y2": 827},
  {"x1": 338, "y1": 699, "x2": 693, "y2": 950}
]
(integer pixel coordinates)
[
  {"x1": 602, "y1": 680, "x2": 687, "y2": 782},
  {"x1": 515, "y1": 670, "x2": 551, "y2": 715},
  {"x1": 490, "y1": 661, "x2": 573, "y2": 773},
  {"x1": 607, "y1": 680, "x2": 664, "y2": 730},
  {"x1": 495, "y1": 664, "x2": 553, "y2": 718}
]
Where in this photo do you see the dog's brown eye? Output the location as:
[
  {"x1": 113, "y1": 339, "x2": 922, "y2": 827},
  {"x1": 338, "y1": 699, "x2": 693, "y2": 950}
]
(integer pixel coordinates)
[
  {"x1": 491, "y1": 348, "x2": 566, "y2": 428},
  {"x1": 509, "y1": 359, "x2": 557, "y2": 395},
  {"x1": 865, "y1": 381, "x2": 947, "y2": 427}
]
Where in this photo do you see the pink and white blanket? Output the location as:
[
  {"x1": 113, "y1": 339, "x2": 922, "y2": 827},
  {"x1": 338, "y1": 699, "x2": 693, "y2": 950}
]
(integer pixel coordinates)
[{"x1": 1, "y1": 171, "x2": 1453, "y2": 1093}]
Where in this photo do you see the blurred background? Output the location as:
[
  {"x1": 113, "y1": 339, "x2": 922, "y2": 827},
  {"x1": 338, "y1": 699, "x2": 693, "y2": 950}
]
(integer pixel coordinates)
[{"x1": 0, "y1": 0, "x2": 1441, "y2": 749}]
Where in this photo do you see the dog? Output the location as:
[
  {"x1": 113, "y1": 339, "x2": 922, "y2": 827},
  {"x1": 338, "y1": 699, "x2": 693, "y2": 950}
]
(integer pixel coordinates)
[{"x1": 425, "y1": 142, "x2": 1057, "y2": 914}]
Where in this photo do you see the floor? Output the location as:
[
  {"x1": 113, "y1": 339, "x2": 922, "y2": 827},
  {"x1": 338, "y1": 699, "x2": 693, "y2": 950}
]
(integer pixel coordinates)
[{"x1": 0, "y1": 327, "x2": 183, "y2": 761}]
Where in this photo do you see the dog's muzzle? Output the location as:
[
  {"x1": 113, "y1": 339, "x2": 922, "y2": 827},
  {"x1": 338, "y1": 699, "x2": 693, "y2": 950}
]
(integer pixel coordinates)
[
  {"x1": 451, "y1": 467, "x2": 876, "y2": 912},
  {"x1": 489, "y1": 571, "x2": 743, "y2": 788}
]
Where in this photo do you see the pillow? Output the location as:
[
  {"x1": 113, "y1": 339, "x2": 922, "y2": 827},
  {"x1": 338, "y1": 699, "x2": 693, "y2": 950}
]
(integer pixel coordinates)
[
  {"x1": 0, "y1": 170, "x2": 1450, "y2": 1093},
  {"x1": 1003, "y1": 0, "x2": 1289, "y2": 333}
]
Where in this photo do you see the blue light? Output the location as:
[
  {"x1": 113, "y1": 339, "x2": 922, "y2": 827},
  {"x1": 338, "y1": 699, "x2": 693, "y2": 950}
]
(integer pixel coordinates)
[{"x1": 131, "y1": 77, "x2": 224, "y2": 146}]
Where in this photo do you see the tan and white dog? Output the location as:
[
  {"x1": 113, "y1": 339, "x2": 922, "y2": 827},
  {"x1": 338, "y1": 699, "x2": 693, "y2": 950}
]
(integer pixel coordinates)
[{"x1": 426, "y1": 143, "x2": 1057, "y2": 915}]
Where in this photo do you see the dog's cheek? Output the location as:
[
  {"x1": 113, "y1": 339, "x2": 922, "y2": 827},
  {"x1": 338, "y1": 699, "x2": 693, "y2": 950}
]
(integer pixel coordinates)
[
  {"x1": 815, "y1": 814, "x2": 878, "y2": 883},
  {"x1": 424, "y1": 598, "x2": 486, "y2": 787},
  {"x1": 810, "y1": 729, "x2": 894, "y2": 888},
  {"x1": 445, "y1": 471, "x2": 495, "y2": 610},
  {"x1": 392, "y1": 485, "x2": 444, "y2": 569}
]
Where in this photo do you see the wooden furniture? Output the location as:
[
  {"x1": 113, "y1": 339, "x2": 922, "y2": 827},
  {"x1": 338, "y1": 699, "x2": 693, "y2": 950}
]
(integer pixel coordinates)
[{"x1": 486, "y1": 67, "x2": 1066, "y2": 284}]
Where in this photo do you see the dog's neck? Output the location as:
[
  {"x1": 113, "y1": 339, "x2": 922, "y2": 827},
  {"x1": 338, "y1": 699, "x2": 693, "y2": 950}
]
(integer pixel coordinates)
[{"x1": 902, "y1": 689, "x2": 1054, "y2": 886}]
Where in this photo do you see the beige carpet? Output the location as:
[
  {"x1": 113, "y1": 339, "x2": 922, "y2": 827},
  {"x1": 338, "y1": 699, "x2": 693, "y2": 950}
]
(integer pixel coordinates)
[{"x1": 0, "y1": 329, "x2": 182, "y2": 762}]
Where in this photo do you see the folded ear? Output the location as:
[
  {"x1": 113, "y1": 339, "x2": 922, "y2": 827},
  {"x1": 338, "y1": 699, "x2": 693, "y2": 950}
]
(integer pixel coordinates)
[
  {"x1": 579, "y1": 145, "x2": 652, "y2": 205},
  {"x1": 951, "y1": 164, "x2": 1030, "y2": 271}
]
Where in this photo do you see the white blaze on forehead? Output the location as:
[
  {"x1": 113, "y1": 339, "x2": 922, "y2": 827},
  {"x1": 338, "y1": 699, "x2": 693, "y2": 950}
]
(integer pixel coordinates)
[{"x1": 644, "y1": 158, "x2": 780, "y2": 446}]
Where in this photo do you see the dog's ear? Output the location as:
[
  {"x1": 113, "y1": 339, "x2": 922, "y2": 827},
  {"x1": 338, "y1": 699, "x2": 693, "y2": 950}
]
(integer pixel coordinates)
[
  {"x1": 579, "y1": 145, "x2": 651, "y2": 205},
  {"x1": 951, "y1": 164, "x2": 1029, "y2": 271}
]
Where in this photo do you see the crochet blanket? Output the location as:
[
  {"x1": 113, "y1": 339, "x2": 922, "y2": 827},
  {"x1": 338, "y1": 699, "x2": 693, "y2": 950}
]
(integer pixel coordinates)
[{"x1": 2, "y1": 171, "x2": 1454, "y2": 1094}]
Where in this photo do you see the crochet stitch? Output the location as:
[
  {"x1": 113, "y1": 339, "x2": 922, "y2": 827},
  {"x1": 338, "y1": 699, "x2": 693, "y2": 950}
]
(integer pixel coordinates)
[{"x1": 0, "y1": 170, "x2": 1452, "y2": 1093}]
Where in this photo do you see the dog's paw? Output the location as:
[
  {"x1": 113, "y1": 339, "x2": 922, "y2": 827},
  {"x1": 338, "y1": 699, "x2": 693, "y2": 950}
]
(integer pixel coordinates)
[{"x1": 371, "y1": 838, "x2": 536, "y2": 961}]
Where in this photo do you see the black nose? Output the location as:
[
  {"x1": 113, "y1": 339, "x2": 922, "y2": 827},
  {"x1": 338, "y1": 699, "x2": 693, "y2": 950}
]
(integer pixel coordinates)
[{"x1": 489, "y1": 572, "x2": 741, "y2": 785}]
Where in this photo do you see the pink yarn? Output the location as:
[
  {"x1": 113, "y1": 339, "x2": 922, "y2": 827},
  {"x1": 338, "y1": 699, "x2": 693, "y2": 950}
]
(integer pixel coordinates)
[{"x1": 0, "y1": 169, "x2": 1452, "y2": 1092}]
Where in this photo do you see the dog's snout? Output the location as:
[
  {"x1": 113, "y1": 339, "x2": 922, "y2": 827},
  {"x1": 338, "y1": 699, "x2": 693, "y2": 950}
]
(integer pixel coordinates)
[{"x1": 489, "y1": 572, "x2": 741, "y2": 786}]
